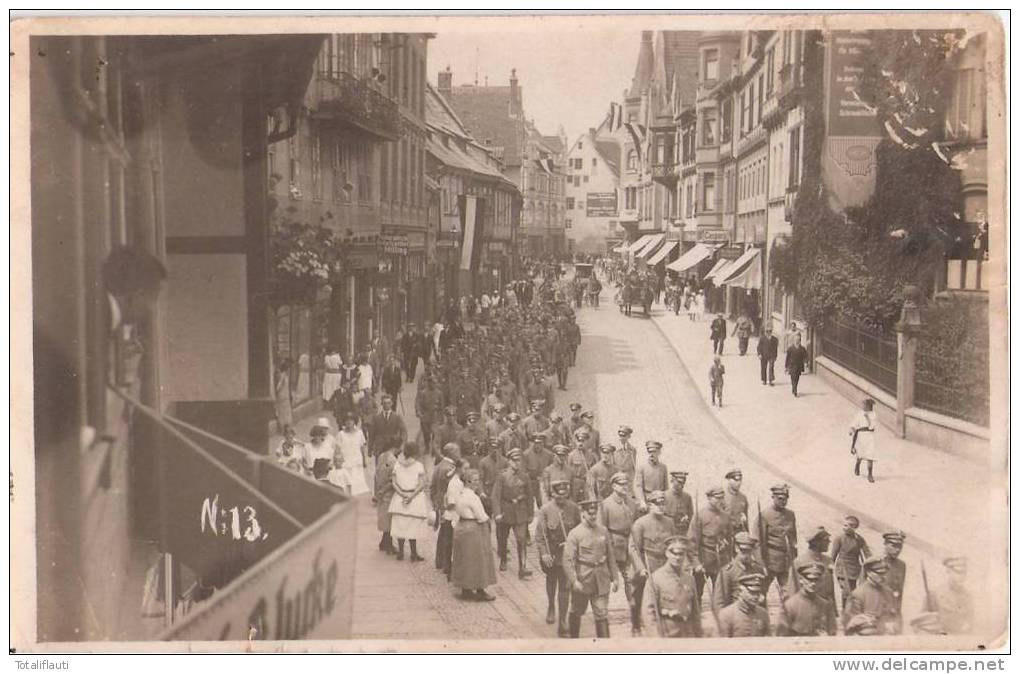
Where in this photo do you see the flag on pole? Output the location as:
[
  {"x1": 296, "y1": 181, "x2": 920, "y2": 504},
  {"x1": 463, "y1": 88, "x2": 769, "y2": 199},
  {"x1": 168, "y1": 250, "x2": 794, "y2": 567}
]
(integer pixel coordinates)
[
  {"x1": 458, "y1": 194, "x2": 484, "y2": 271},
  {"x1": 608, "y1": 102, "x2": 623, "y2": 132},
  {"x1": 624, "y1": 122, "x2": 645, "y2": 161}
]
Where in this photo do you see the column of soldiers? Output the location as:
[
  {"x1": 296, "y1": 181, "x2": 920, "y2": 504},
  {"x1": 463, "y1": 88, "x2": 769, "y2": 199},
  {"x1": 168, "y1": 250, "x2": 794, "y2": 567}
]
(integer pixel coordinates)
[{"x1": 411, "y1": 285, "x2": 972, "y2": 640}]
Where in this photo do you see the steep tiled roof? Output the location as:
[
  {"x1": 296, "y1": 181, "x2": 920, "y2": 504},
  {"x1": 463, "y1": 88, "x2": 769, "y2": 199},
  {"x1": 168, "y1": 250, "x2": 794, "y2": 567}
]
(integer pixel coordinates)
[
  {"x1": 628, "y1": 31, "x2": 655, "y2": 99},
  {"x1": 541, "y1": 135, "x2": 565, "y2": 154},
  {"x1": 593, "y1": 139, "x2": 621, "y2": 177},
  {"x1": 445, "y1": 85, "x2": 523, "y2": 167}
]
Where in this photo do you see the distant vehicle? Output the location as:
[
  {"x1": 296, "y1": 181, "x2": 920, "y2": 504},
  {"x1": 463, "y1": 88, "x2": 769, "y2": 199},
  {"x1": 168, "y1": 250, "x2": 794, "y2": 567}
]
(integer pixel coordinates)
[{"x1": 574, "y1": 263, "x2": 594, "y2": 279}]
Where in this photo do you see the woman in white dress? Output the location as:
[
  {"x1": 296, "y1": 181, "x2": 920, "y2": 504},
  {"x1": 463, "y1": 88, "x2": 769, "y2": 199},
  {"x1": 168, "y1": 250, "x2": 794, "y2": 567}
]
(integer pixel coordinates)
[
  {"x1": 849, "y1": 398, "x2": 878, "y2": 483},
  {"x1": 694, "y1": 290, "x2": 706, "y2": 322},
  {"x1": 334, "y1": 413, "x2": 371, "y2": 496},
  {"x1": 388, "y1": 441, "x2": 429, "y2": 562},
  {"x1": 321, "y1": 346, "x2": 343, "y2": 404}
]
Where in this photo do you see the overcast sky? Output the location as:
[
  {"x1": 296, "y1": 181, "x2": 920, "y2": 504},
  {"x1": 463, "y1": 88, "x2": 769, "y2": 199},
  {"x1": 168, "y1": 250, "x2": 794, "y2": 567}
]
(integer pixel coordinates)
[{"x1": 429, "y1": 29, "x2": 642, "y2": 145}]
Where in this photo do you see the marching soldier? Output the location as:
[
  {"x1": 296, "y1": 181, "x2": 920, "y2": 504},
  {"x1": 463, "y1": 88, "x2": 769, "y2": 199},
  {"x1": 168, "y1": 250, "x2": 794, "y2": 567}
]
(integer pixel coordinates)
[
  {"x1": 587, "y1": 443, "x2": 617, "y2": 501},
  {"x1": 477, "y1": 437, "x2": 507, "y2": 514},
  {"x1": 629, "y1": 489, "x2": 677, "y2": 636},
  {"x1": 614, "y1": 425, "x2": 638, "y2": 487},
  {"x1": 692, "y1": 485, "x2": 735, "y2": 603},
  {"x1": 634, "y1": 440, "x2": 669, "y2": 512},
  {"x1": 431, "y1": 405, "x2": 464, "y2": 460},
  {"x1": 566, "y1": 429, "x2": 592, "y2": 497},
  {"x1": 648, "y1": 535, "x2": 702, "y2": 638},
  {"x1": 598, "y1": 472, "x2": 641, "y2": 636},
  {"x1": 831, "y1": 515, "x2": 871, "y2": 607},
  {"x1": 757, "y1": 483, "x2": 798, "y2": 598},
  {"x1": 485, "y1": 402, "x2": 509, "y2": 441},
  {"x1": 843, "y1": 556, "x2": 900, "y2": 635},
  {"x1": 881, "y1": 530, "x2": 907, "y2": 633},
  {"x1": 534, "y1": 479, "x2": 582, "y2": 637},
  {"x1": 717, "y1": 573, "x2": 771, "y2": 637},
  {"x1": 567, "y1": 402, "x2": 585, "y2": 435},
  {"x1": 577, "y1": 410, "x2": 601, "y2": 452},
  {"x1": 715, "y1": 531, "x2": 766, "y2": 609},
  {"x1": 546, "y1": 410, "x2": 569, "y2": 447},
  {"x1": 523, "y1": 434, "x2": 553, "y2": 509},
  {"x1": 458, "y1": 410, "x2": 488, "y2": 468},
  {"x1": 492, "y1": 448, "x2": 535, "y2": 579},
  {"x1": 573, "y1": 423, "x2": 599, "y2": 468},
  {"x1": 793, "y1": 527, "x2": 837, "y2": 613},
  {"x1": 498, "y1": 411, "x2": 527, "y2": 456},
  {"x1": 926, "y1": 556, "x2": 973, "y2": 634},
  {"x1": 723, "y1": 468, "x2": 749, "y2": 532},
  {"x1": 522, "y1": 398, "x2": 551, "y2": 440},
  {"x1": 563, "y1": 498, "x2": 620, "y2": 639},
  {"x1": 542, "y1": 444, "x2": 577, "y2": 502},
  {"x1": 777, "y1": 561, "x2": 837, "y2": 636},
  {"x1": 663, "y1": 470, "x2": 694, "y2": 535}
]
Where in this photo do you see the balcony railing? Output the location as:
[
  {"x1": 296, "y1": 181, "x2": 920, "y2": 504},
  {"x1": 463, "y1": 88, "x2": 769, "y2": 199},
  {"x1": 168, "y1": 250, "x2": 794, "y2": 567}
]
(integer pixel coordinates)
[
  {"x1": 651, "y1": 162, "x2": 679, "y2": 186},
  {"x1": 312, "y1": 71, "x2": 402, "y2": 141}
]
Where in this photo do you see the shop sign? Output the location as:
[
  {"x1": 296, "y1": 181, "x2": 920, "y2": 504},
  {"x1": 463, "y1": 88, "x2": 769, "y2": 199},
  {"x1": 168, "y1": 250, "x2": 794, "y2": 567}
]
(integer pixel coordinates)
[
  {"x1": 719, "y1": 245, "x2": 744, "y2": 260},
  {"x1": 698, "y1": 229, "x2": 730, "y2": 244},
  {"x1": 379, "y1": 234, "x2": 409, "y2": 255},
  {"x1": 586, "y1": 192, "x2": 618, "y2": 217},
  {"x1": 162, "y1": 503, "x2": 357, "y2": 641}
]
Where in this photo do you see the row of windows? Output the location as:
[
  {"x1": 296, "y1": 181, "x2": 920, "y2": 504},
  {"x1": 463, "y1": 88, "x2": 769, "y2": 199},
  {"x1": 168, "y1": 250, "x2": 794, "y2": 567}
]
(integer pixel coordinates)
[{"x1": 570, "y1": 157, "x2": 598, "y2": 170}]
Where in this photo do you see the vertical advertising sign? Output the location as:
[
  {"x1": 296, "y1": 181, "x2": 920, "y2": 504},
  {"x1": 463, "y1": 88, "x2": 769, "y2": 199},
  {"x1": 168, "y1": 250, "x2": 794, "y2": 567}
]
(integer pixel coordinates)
[{"x1": 822, "y1": 30, "x2": 884, "y2": 211}]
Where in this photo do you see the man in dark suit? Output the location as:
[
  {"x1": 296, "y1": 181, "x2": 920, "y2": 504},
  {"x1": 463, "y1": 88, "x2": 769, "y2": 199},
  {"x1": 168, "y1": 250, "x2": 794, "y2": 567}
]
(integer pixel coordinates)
[
  {"x1": 710, "y1": 314, "x2": 728, "y2": 355},
  {"x1": 785, "y1": 333, "x2": 809, "y2": 397},
  {"x1": 757, "y1": 326, "x2": 780, "y2": 386},
  {"x1": 381, "y1": 354, "x2": 403, "y2": 402},
  {"x1": 401, "y1": 323, "x2": 421, "y2": 382},
  {"x1": 368, "y1": 394, "x2": 407, "y2": 461}
]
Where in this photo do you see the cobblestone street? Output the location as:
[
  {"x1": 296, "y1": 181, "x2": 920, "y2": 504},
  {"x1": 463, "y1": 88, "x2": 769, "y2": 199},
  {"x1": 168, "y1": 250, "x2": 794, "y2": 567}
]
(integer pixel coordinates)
[{"x1": 332, "y1": 282, "x2": 1004, "y2": 644}]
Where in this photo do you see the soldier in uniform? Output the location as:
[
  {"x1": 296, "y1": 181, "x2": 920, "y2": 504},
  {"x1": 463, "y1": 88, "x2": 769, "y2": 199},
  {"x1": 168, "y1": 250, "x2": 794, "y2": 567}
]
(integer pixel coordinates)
[
  {"x1": 522, "y1": 434, "x2": 553, "y2": 509},
  {"x1": 541, "y1": 444, "x2": 576, "y2": 502},
  {"x1": 578, "y1": 410, "x2": 601, "y2": 451},
  {"x1": 567, "y1": 402, "x2": 585, "y2": 435},
  {"x1": 587, "y1": 443, "x2": 617, "y2": 501},
  {"x1": 717, "y1": 573, "x2": 771, "y2": 637},
  {"x1": 573, "y1": 423, "x2": 599, "y2": 468},
  {"x1": 715, "y1": 531, "x2": 766, "y2": 609},
  {"x1": 457, "y1": 410, "x2": 488, "y2": 468},
  {"x1": 664, "y1": 470, "x2": 694, "y2": 535},
  {"x1": 692, "y1": 485, "x2": 734, "y2": 603},
  {"x1": 534, "y1": 479, "x2": 582, "y2": 637},
  {"x1": 881, "y1": 530, "x2": 907, "y2": 633},
  {"x1": 498, "y1": 412, "x2": 527, "y2": 456},
  {"x1": 793, "y1": 527, "x2": 837, "y2": 614},
  {"x1": 522, "y1": 398, "x2": 552, "y2": 440},
  {"x1": 414, "y1": 376, "x2": 444, "y2": 459},
  {"x1": 614, "y1": 425, "x2": 638, "y2": 487},
  {"x1": 776, "y1": 561, "x2": 837, "y2": 636},
  {"x1": 926, "y1": 556, "x2": 973, "y2": 634},
  {"x1": 756, "y1": 483, "x2": 798, "y2": 598},
  {"x1": 492, "y1": 448, "x2": 535, "y2": 578},
  {"x1": 431, "y1": 405, "x2": 464, "y2": 461},
  {"x1": 634, "y1": 440, "x2": 669, "y2": 512},
  {"x1": 843, "y1": 556, "x2": 900, "y2": 635},
  {"x1": 629, "y1": 489, "x2": 678, "y2": 636},
  {"x1": 477, "y1": 437, "x2": 507, "y2": 514},
  {"x1": 831, "y1": 515, "x2": 871, "y2": 607},
  {"x1": 568, "y1": 427, "x2": 594, "y2": 485},
  {"x1": 723, "y1": 468, "x2": 749, "y2": 532},
  {"x1": 648, "y1": 535, "x2": 702, "y2": 638},
  {"x1": 546, "y1": 411, "x2": 569, "y2": 447},
  {"x1": 598, "y1": 473, "x2": 641, "y2": 635},
  {"x1": 563, "y1": 498, "x2": 620, "y2": 639},
  {"x1": 485, "y1": 402, "x2": 509, "y2": 442}
]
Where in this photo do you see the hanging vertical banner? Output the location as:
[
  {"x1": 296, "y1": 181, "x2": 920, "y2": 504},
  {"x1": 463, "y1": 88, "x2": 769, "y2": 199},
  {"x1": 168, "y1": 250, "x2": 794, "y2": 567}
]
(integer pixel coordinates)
[
  {"x1": 822, "y1": 30, "x2": 883, "y2": 212},
  {"x1": 458, "y1": 195, "x2": 484, "y2": 271}
]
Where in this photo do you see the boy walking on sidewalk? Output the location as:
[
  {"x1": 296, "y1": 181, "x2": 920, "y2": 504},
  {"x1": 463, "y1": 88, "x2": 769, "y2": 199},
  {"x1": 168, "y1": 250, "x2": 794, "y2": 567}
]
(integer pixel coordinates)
[{"x1": 709, "y1": 356, "x2": 726, "y2": 407}]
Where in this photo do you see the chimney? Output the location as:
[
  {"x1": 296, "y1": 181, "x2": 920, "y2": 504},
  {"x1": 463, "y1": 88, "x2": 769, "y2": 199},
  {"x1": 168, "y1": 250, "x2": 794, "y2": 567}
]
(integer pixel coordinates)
[
  {"x1": 438, "y1": 65, "x2": 453, "y2": 94},
  {"x1": 588, "y1": 127, "x2": 596, "y2": 138},
  {"x1": 509, "y1": 68, "x2": 522, "y2": 117}
]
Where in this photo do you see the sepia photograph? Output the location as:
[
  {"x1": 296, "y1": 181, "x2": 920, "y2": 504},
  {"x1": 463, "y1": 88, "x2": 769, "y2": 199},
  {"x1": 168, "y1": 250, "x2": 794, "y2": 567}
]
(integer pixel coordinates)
[{"x1": 9, "y1": 11, "x2": 1009, "y2": 655}]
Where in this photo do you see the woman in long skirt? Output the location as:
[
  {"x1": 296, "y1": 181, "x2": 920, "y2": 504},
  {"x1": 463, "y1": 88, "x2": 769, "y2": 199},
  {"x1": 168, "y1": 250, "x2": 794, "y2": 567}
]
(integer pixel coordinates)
[
  {"x1": 389, "y1": 441, "x2": 429, "y2": 561},
  {"x1": 322, "y1": 346, "x2": 344, "y2": 405},
  {"x1": 451, "y1": 469, "x2": 497, "y2": 601},
  {"x1": 849, "y1": 398, "x2": 878, "y2": 483}
]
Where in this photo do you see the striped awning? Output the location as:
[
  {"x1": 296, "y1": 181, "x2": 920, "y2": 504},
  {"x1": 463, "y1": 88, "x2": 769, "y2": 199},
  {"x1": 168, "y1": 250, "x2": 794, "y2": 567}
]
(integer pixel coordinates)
[
  {"x1": 626, "y1": 234, "x2": 655, "y2": 253},
  {"x1": 703, "y1": 257, "x2": 732, "y2": 282},
  {"x1": 634, "y1": 234, "x2": 665, "y2": 259},
  {"x1": 666, "y1": 243, "x2": 718, "y2": 272},
  {"x1": 647, "y1": 240, "x2": 679, "y2": 266},
  {"x1": 717, "y1": 247, "x2": 762, "y2": 288}
]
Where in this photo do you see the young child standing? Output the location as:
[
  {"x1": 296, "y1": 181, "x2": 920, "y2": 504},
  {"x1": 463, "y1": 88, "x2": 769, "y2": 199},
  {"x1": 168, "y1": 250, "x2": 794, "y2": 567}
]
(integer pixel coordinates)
[{"x1": 709, "y1": 355, "x2": 726, "y2": 407}]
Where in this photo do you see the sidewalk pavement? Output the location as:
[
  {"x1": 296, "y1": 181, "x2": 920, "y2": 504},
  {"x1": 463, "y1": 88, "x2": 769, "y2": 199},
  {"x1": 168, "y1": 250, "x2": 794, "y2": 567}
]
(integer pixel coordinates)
[{"x1": 648, "y1": 308, "x2": 1001, "y2": 563}]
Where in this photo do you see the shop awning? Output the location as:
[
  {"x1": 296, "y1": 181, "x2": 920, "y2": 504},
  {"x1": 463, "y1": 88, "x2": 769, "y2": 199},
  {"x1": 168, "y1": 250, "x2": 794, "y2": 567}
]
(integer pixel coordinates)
[
  {"x1": 646, "y1": 240, "x2": 679, "y2": 266},
  {"x1": 613, "y1": 244, "x2": 631, "y2": 254},
  {"x1": 626, "y1": 234, "x2": 655, "y2": 253},
  {"x1": 666, "y1": 243, "x2": 718, "y2": 272},
  {"x1": 703, "y1": 257, "x2": 733, "y2": 282},
  {"x1": 717, "y1": 247, "x2": 762, "y2": 288},
  {"x1": 634, "y1": 233, "x2": 665, "y2": 259}
]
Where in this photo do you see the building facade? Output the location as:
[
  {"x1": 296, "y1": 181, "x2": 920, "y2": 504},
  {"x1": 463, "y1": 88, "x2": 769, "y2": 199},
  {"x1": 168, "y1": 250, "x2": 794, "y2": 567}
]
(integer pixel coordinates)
[{"x1": 564, "y1": 123, "x2": 622, "y2": 254}]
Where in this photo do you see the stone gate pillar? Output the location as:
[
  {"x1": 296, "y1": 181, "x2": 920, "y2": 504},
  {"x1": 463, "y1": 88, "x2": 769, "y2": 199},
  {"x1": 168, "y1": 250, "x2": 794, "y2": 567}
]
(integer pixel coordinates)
[{"x1": 894, "y1": 285, "x2": 923, "y2": 437}]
